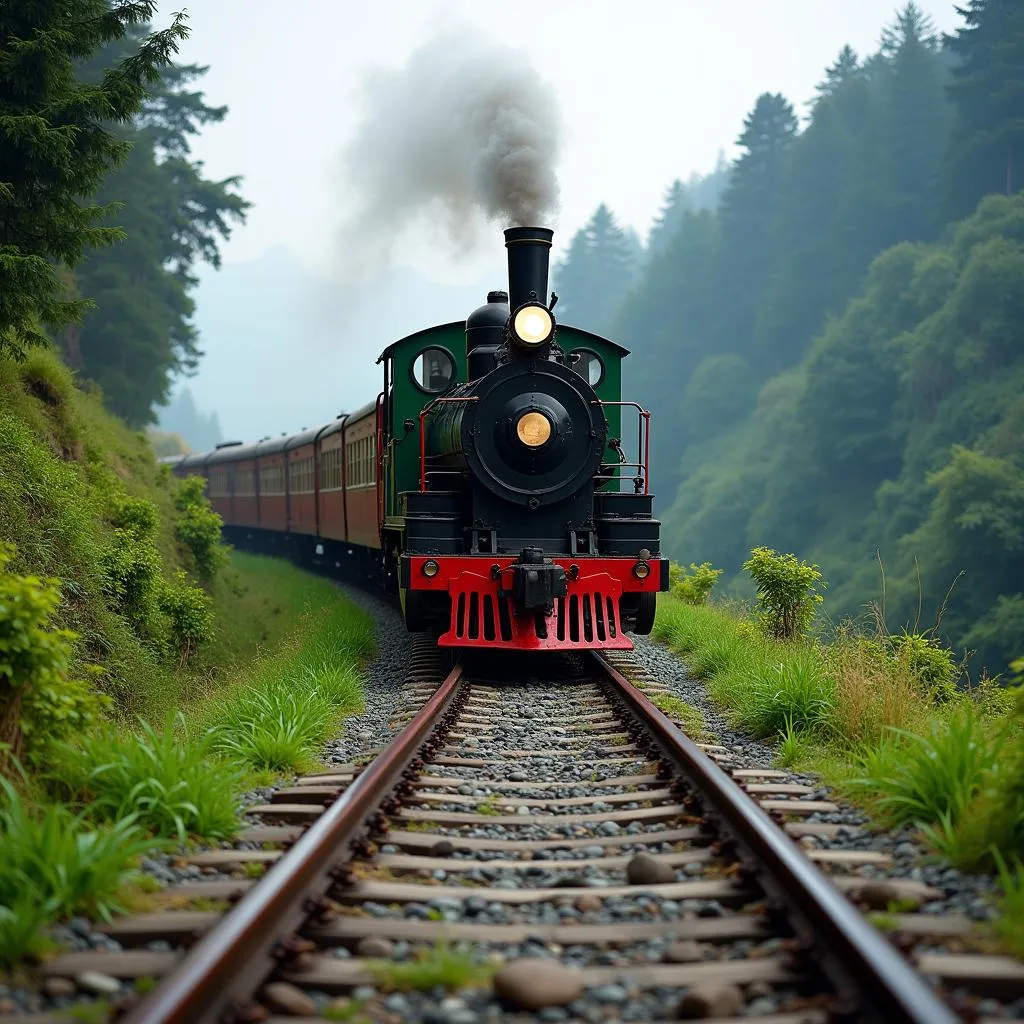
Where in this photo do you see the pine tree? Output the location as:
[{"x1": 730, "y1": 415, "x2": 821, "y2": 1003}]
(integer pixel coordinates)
[
  {"x1": 646, "y1": 180, "x2": 687, "y2": 260},
  {"x1": 716, "y1": 93, "x2": 798, "y2": 366},
  {"x1": 0, "y1": 2, "x2": 188, "y2": 357},
  {"x1": 70, "y1": 30, "x2": 249, "y2": 425},
  {"x1": 945, "y1": 0, "x2": 1024, "y2": 216},
  {"x1": 553, "y1": 204, "x2": 637, "y2": 335}
]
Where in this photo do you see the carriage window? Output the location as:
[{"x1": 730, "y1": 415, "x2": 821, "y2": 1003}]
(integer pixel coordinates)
[
  {"x1": 411, "y1": 347, "x2": 455, "y2": 393},
  {"x1": 569, "y1": 349, "x2": 604, "y2": 388}
]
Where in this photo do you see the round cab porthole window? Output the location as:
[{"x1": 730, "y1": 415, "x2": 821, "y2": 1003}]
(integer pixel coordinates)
[
  {"x1": 411, "y1": 347, "x2": 456, "y2": 393},
  {"x1": 570, "y1": 349, "x2": 604, "y2": 388}
]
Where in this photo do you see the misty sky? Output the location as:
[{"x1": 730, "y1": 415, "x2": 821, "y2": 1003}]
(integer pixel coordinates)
[
  {"x1": 159, "y1": 0, "x2": 965, "y2": 440},
  {"x1": 172, "y1": 0, "x2": 962, "y2": 278}
]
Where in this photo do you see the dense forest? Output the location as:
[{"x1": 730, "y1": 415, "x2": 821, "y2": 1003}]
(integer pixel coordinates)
[
  {"x1": 553, "y1": 0, "x2": 1024, "y2": 676},
  {"x1": 0, "y1": 5, "x2": 247, "y2": 429}
]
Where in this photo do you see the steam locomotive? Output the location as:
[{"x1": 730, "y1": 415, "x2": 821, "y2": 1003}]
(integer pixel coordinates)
[{"x1": 166, "y1": 226, "x2": 668, "y2": 651}]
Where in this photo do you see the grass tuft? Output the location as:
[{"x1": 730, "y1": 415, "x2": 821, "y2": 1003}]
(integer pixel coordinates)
[
  {"x1": 54, "y1": 715, "x2": 243, "y2": 842},
  {"x1": 844, "y1": 705, "x2": 1005, "y2": 830},
  {"x1": 368, "y1": 941, "x2": 496, "y2": 992},
  {"x1": 0, "y1": 773, "x2": 156, "y2": 965}
]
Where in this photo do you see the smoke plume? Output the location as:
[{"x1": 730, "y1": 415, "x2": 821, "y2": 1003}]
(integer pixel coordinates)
[{"x1": 336, "y1": 26, "x2": 562, "y2": 273}]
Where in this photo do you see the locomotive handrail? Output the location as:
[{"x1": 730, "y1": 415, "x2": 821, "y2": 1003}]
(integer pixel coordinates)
[
  {"x1": 418, "y1": 396, "x2": 480, "y2": 492},
  {"x1": 591, "y1": 400, "x2": 651, "y2": 495}
]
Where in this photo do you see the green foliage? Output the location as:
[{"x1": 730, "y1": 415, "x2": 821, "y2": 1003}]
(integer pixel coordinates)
[
  {"x1": 846, "y1": 705, "x2": 1005, "y2": 828},
  {"x1": 0, "y1": 1, "x2": 188, "y2": 358},
  {"x1": 159, "y1": 571, "x2": 214, "y2": 664},
  {"x1": 208, "y1": 659, "x2": 365, "y2": 774},
  {"x1": 70, "y1": 30, "x2": 249, "y2": 424},
  {"x1": 0, "y1": 543, "x2": 109, "y2": 762},
  {"x1": 173, "y1": 475, "x2": 226, "y2": 581},
  {"x1": 873, "y1": 631, "x2": 959, "y2": 700},
  {"x1": 56, "y1": 715, "x2": 242, "y2": 842},
  {"x1": 0, "y1": 771, "x2": 156, "y2": 964},
  {"x1": 992, "y1": 850, "x2": 1024, "y2": 958},
  {"x1": 552, "y1": 204, "x2": 642, "y2": 334},
  {"x1": 743, "y1": 547, "x2": 826, "y2": 640},
  {"x1": 669, "y1": 562, "x2": 723, "y2": 606},
  {"x1": 368, "y1": 940, "x2": 495, "y2": 993},
  {"x1": 742, "y1": 650, "x2": 836, "y2": 735},
  {"x1": 945, "y1": 0, "x2": 1024, "y2": 217}
]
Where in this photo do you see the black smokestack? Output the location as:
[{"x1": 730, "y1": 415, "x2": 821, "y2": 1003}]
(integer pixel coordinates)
[{"x1": 505, "y1": 226, "x2": 553, "y2": 313}]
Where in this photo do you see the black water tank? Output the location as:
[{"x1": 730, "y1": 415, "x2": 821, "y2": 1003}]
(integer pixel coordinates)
[{"x1": 466, "y1": 290, "x2": 509, "y2": 380}]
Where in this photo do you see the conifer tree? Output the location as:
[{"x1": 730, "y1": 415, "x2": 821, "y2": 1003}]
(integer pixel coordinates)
[
  {"x1": 945, "y1": 0, "x2": 1024, "y2": 215},
  {"x1": 0, "y1": 2, "x2": 188, "y2": 358},
  {"x1": 70, "y1": 29, "x2": 250, "y2": 425},
  {"x1": 716, "y1": 93, "x2": 798, "y2": 366}
]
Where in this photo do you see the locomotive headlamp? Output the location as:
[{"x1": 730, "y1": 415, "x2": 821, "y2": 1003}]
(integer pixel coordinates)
[
  {"x1": 512, "y1": 303, "x2": 553, "y2": 346},
  {"x1": 516, "y1": 411, "x2": 553, "y2": 448},
  {"x1": 633, "y1": 560, "x2": 651, "y2": 580},
  {"x1": 422, "y1": 559, "x2": 439, "y2": 577}
]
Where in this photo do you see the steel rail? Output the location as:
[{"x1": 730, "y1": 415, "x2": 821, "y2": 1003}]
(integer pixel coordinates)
[
  {"x1": 595, "y1": 653, "x2": 960, "y2": 1024},
  {"x1": 123, "y1": 664, "x2": 466, "y2": 1024}
]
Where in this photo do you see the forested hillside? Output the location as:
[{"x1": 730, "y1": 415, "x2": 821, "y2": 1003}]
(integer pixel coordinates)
[{"x1": 554, "y1": 0, "x2": 1024, "y2": 675}]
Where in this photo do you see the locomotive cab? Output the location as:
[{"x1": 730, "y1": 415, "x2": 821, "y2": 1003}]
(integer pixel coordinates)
[{"x1": 379, "y1": 226, "x2": 669, "y2": 651}]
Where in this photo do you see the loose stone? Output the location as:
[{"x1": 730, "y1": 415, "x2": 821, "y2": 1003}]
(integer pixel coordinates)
[
  {"x1": 676, "y1": 982, "x2": 744, "y2": 1018},
  {"x1": 493, "y1": 960, "x2": 584, "y2": 1009},
  {"x1": 663, "y1": 939, "x2": 703, "y2": 963},
  {"x1": 76, "y1": 971, "x2": 121, "y2": 995},
  {"x1": 626, "y1": 852, "x2": 675, "y2": 885},
  {"x1": 356, "y1": 936, "x2": 394, "y2": 959},
  {"x1": 261, "y1": 981, "x2": 317, "y2": 1016}
]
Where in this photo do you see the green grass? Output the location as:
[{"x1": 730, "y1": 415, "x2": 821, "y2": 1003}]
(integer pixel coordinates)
[
  {"x1": 193, "y1": 591, "x2": 373, "y2": 775},
  {"x1": 0, "y1": 773, "x2": 156, "y2": 965},
  {"x1": 368, "y1": 941, "x2": 496, "y2": 993},
  {"x1": 843, "y1": 705, "x2": 1007, "y2": 830},
  {"x1": 650, "y1": 693, "x2": 708, "y2": 740},
  {"x1": 652, "y1": 594, "x2": 1023, "y2": 887},
  {"x1": 53, "y1": 715, "x2": 244, "y2": 843},
  {"x1": 992, "y1": 852, "x2": 1024, "y2": 958}
]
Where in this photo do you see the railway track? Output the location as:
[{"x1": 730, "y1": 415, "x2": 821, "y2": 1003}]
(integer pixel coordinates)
[{"x1": 30, "y1": 644, "x2": 1024, "y2": 1024}]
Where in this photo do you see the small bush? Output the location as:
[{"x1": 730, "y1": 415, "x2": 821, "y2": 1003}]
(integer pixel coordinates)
[
  {"x1": 100, "y1": 526, "x2": 163, "y2": 631},
  {"x1": 670, "y1": 562, "x2": 723, "y2": 606},
  {"x1": 174, "y1": 477, "x2": 226, "y2": 582},
  {"x1": 862, "y1": 631, "x2": 959, "y2": 701},
  {"x1": 159, "y1": 571, "x2": 214, "y2": 664},
  {"x1": 57, "y1": 715, "x2": 242, "y2": 842},
  {"x1": 0, "y1": 771, "x2": 156, "y2": 964},
  {"x1": 743, "y1": 547, "x2": 826, "y2": 640},
  {"x1": 0, "y1": 543, "x2": 109, "y2": 764}
]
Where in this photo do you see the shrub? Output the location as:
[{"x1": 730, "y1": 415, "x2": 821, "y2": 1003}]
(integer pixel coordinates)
[
  {"x1": 159, "y1": 571, "x2": 214, "y2": 664},
  {"x1": 101, "y1": 528, "x2": 163, "y2": 629},
  {"x1": 0, "y1": 543, "x2": 108, "y2": 764},
  {"x1": 743, "y1": 547, "x2": 826, "y2": 640},
  {"x1": 670, "y1": 562, "x2": 723, "y2": 606},
  {"x1": 174, "y1": 477, "x2": 226, "y2": 582},
  {"x1": 866, "y1": 631, "x2": 959, "y2": 701}
]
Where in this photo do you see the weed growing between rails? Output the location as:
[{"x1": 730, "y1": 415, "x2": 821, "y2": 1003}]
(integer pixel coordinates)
[{"x1": 653, "y1": 547, "x2": 1024, "y2": 952}]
